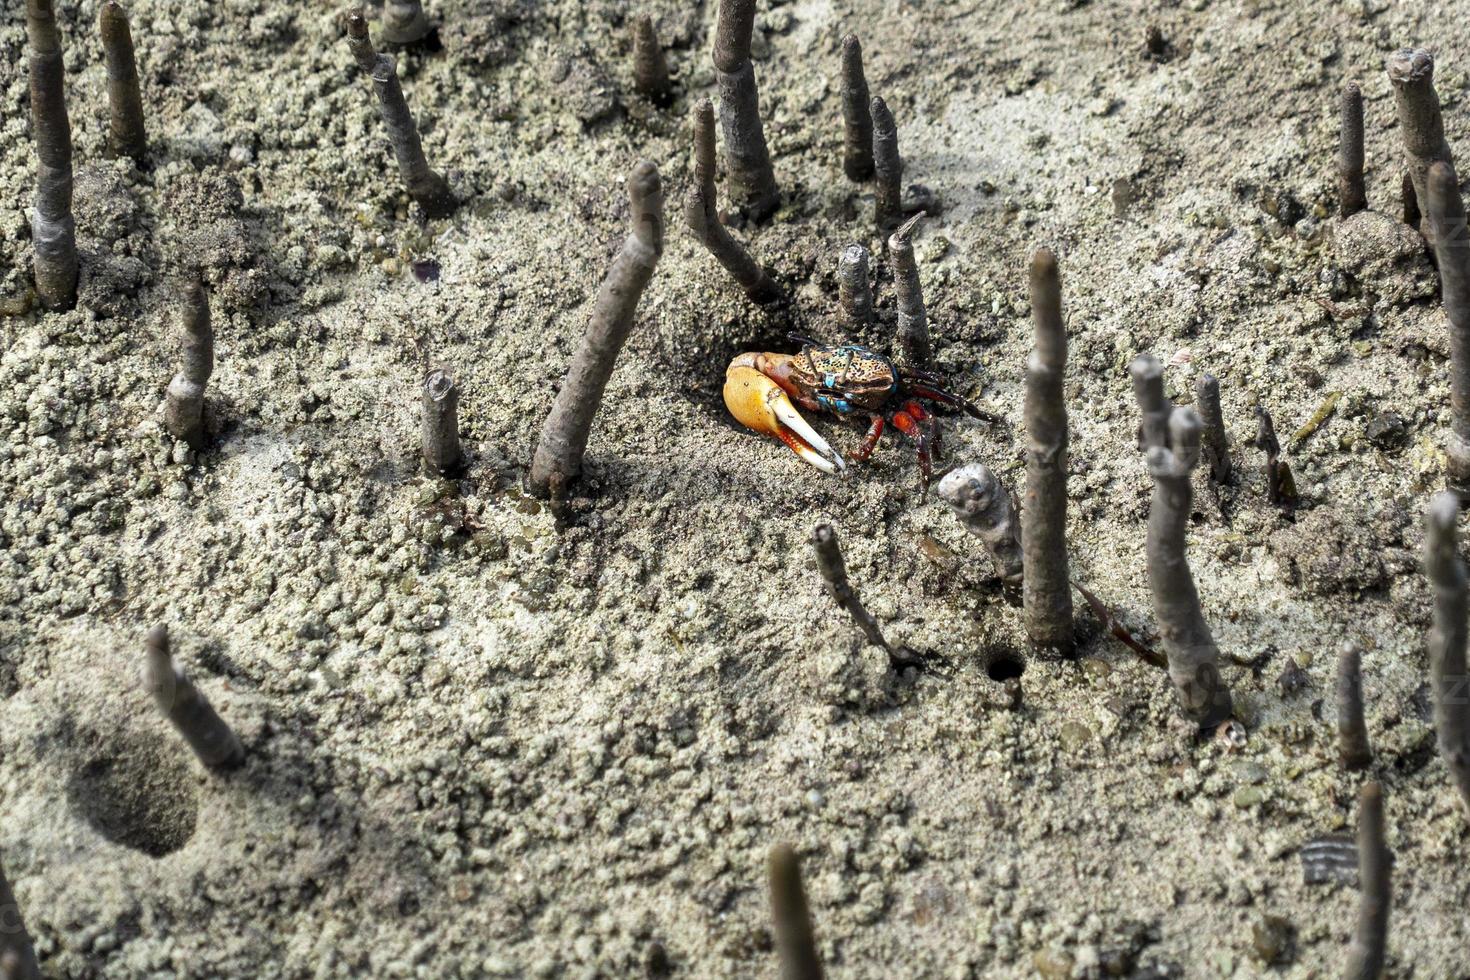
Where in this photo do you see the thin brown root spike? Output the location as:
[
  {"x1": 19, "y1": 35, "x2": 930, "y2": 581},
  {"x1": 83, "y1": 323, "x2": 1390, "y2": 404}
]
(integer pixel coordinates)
[
  {"x1": 768, "y1": 844, "x2": 823, "y2": 980},
  {"x1": 530, "y1": 162, "x2": 664, "y2": 496},
  {"x1": 840, "y1": 35, "x2": 874, "y2": 182},
  {"x1": 1337, "y1": 640, "x2": 1373, "y2": 771},
  {"x1": 1344, "y1": 781, "x2": 1390, "y2": 979},
  {"x1": 684, "y1": 98, "x2": 780, "y2": 303},
  {"x1": 100, "y1": 0, "x2": 147, "y2": 163},
  {"x1": 811, "y1": 523, "x2": 894, "y2": 659},
  {"x1": 1338, "y1": 82, "x2": 1366, "y2": 218},
  {"x1": 889, "y1": 213, "x2": 929, "y2": 368},
  {"x1": 143, "y1": 625, "x2": 246, "y2": 770},
  {"x1": 1022, "y1": 247, "x2": 1074, "y2": 654},
  {"x1": 631, "y1": 14, "x2": 673, "y2": 105}
]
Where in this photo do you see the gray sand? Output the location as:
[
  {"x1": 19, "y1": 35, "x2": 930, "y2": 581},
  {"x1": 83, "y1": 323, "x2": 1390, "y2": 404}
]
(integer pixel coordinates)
[{"x1": 1, "y1": 0, "x2": 1468, "y2": 976}]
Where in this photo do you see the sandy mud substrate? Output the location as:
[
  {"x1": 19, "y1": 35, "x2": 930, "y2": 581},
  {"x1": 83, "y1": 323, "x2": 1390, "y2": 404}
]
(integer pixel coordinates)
[{"x1": 3, "y1": 0, "x2": 1470, "y2": 976}]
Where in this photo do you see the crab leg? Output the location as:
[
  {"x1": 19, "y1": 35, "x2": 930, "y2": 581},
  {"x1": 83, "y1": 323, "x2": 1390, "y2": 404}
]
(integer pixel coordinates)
[
  {"x1": 907, "y1": 383, "x2": 1006, "y2": 427},
  {"x1": 903, "y1": 399, "x2": 941, "y2": 461},
  {"x1": 850, "y1": 415, "x2": 885, "y2": 463},
  {"x1": 891, "y1": 408, "x2": 933, "y2": 488},
  {"x1": 725, "y1": 362, "x2": 846, "y2": 474}
]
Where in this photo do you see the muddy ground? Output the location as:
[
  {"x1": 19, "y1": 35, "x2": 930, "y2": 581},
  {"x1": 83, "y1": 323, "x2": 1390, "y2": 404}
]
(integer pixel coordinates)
[{"x1": 2, "y1": 0, "x2": 1469, "y2": 976}]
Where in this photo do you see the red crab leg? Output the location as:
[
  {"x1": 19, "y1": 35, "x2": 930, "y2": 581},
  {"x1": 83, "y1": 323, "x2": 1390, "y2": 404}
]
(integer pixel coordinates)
[
  {"x1": 849, "y1": 414, "x2": 885, "y2": 463},
  {"x1": 902, "y1": 400, "x2": 940, "y2": 461},
  {"x1": 892, "y1": 409, "x2": 933, "y2": 489}
]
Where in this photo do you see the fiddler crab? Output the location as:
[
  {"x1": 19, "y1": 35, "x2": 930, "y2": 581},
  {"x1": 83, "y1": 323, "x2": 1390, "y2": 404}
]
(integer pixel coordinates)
[{"x1": 723, "y1": 336, "x2": 1001, "y2": 489}]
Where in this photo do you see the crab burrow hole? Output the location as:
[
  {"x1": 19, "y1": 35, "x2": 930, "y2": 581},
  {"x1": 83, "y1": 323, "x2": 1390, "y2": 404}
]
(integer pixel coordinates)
[
  {"x1": 66, "y1": 734, "x2": 199, "y2": 857},
  {"x1": 984, "y1": 649, "x2": 1027, "y2": 682}
]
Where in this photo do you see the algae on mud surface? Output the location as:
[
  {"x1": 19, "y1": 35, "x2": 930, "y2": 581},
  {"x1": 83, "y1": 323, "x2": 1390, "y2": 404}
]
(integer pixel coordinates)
[{"x1": 2, "y1": 0, "x2": 1469, "y2": 976}]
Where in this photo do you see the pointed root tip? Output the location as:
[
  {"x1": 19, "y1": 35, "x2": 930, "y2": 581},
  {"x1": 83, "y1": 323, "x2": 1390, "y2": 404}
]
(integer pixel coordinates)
[{"x1": 891, "y1": 212, "x2": 925, "y2": 244}]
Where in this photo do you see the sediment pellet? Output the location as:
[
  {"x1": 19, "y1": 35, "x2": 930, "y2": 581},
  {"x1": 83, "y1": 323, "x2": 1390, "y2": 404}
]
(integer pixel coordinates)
[
  {"x1": 1338, "y1": 640, "x2": 1373, "y2": 771},
  {"x1": 1339, "y1": 82, "x2": 1366, "y2": 218},
  {"x1": 889, "y1": 213, "x2": 929, "y2": 368},
  {"x1": 836, "y1": 244, "x2": 872, "y2": 332},
  {"x1": 143, "y1": 625, "x2": 245, "y2": 770},
  {"x1": 840, "y1": 35, "x2": 874, "y2": 182},
  {"x1": 421, "y1": 367, "x2": 461, "y2": 475},
  {"x1": 767, "y1": 844, "x2": 823, "y2": 980},
  {"x1": 530, "y1": 162, "x2": 664, "y2": 497},
  {"x1": 1023, "y1": 248, "x2": 1073, "y2": 653},
  {"x1": 0, "y1": 858, "x2": 40, "y2": 980},
  {"x1": 811, "y1": 523, "x2": 894, "y2": 655},
  {"x1": 380, "y1": 0, "x2": 431, "y2": 45},
  {"x1": 1133, "y1": 355, "x2": 1234, "y2": 727},
  {"x1": 1426, "y1": 162, "x2": 1470, "y2": 494},
  {"x1": 346, "y1": 11, "x2": 454, "y2": 219},
  {"x1": 1194, "y1": 372, "x2": 1231, "y2": 483},
  {"x1": 870, "y1": 96, "x2": 902, "y2": 233},
  {"x1": 631, "y1": 14, "x2": 673, "y2": 105},
  {"x1": 25, "y1": 0, "x2": 78, "y2": 312},
  {"x1": 1387, "y1": 48, "x2": 1453, "y2": 244},
  {"x1": 684, "y1": 98, "x2": 780, "y2": 303},
  {"x1": 712, "y1": 0, "x2": 778, "y2": 220},
  {"x1": 1424, "y1": 491, "x2": 1470, "y2": 818},
  {"x1": 1344, "y1": 781, "x2": 1390, "y2": 980},
  {"x1": 937, "y1": 464, "x2": 1023, "y2": 586},
  {"x1": 99, "y1": 1, "x2": 147, "y2": 163},
  {"x1": 163, "y1": 280, "x2": 213, "y2": 449}
]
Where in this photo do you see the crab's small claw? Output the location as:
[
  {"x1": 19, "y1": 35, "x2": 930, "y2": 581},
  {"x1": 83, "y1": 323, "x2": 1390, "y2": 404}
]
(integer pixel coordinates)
[{"x1": 724, "y1": 364, "x2": 846, "y2": 475}]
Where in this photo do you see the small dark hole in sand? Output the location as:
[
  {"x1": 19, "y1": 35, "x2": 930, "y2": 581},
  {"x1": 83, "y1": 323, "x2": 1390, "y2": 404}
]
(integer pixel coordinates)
[
  {"x1": 986, "y1": 653, "x2": 1025, "y2": 682},
  {"x1": 66, "y1": 738, "x2": 198, "y2": 857}
]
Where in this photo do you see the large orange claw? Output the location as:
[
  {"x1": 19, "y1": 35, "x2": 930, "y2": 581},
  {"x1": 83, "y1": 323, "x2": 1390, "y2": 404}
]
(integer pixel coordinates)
[{"x1": 724, "y1": 358, "x2": 846, "y2": 475}]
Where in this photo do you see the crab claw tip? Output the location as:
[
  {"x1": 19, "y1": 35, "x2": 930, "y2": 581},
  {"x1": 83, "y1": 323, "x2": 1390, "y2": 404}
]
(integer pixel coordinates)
[{"x1": 724, "y1": 365, "x2": 845, "y2": 475}]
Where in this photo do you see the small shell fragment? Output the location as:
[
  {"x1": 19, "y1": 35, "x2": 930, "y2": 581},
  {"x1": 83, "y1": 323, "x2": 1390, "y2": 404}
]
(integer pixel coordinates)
[{"x1": 1299, "y1": 834, "x2": 1358, "y2": 886}]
